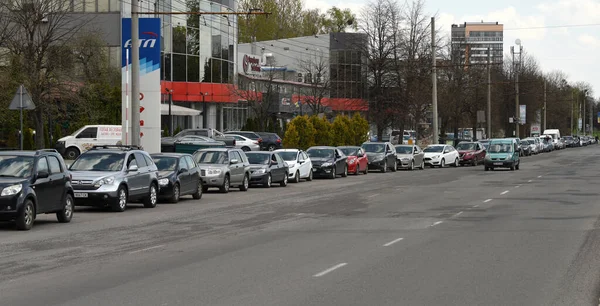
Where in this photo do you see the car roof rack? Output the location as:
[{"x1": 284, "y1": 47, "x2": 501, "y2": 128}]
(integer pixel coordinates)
[{"x1": 91, "y1": 145, "x2": 142, "y2": 151}]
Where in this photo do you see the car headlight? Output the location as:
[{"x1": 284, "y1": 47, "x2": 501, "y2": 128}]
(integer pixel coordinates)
[
  {"x1": 253, "y1": 168, "x2": 266, "y2": 174},
  {"x1": 432, "y1": 155, "x2": 439, "y2": 159},
  {"x1": 348, "y1": 159, "x2": 356, "y2": 164},
  {"x1": 485, "y1": 155, "x2": 491, "y2": 160},
  {"x1": 94, "y1": 176, "x2": 115, "y2": 188},
  {"x1": 321, "y1": 162, "x2": 333, "y2": 167},
  {"x1": 158, "y1": 178, "x2": 169, "y2": 186},
  {"x1": 206, "y1": 169, "x2": 222, "y2": 175},
  {"x1": 1, "y1": 184, "x2": 22, "y2": 196}
]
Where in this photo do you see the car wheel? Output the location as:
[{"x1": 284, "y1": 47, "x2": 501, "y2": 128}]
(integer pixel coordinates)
[
  {"x1": 280, "y1": 173, "x2": 288, "y2": 187},
  {"x1": 192, "y1": 180, "x2": 203, "y2": 200},
  {"x1": 202, "y1": 186, "x2": 209, "y2": 193},
  {"x1": 111, "y1": 186, "x2": 128, "y2": 212},
  {"x1": 355, "y1": 164, "x2": 360, "y2": 175},
  {"x1": 307, "y1": 170, "x2": 313, "y2": 181},
  {"x1": 169, "y1": 183, "x2": 180, "y2": 203},
  {"x1": 293, "y1": 171, "x2": 300, "y2": 183},
  {"x1": 267, "y1": 145, "x2": 276, "y2": 151},
  {"x1": 485, "y1": 166, "x2": 489, "y2": 171},
  {"x1": 342, "y1": 165, "x2": 348, "y2": 177},
  {"x1": 382, "y1": 161, "x2": 387, "y2": 173},
  {"x1": 330, "y1": 167, "x2": 336, "y2": 179},
  {"x1": 220, "y1": 175, "x2": 230, "y2": 193},
  {"x1": 242, "y1": 146, "x2": 251, "y2": 152},
  {"x1": 453, "y1": 158, "x2": 459, "y2": 167},
  {"x1": 471, "y1": 159, "x2": 477, "y2": 166},
  {"x1": 363, "y1": 165, "x2": 368, "y2": 175},
  {"x1": 516, "y1": 163, "x2": 520, "y2": 170},
  {"x1": 510, "y1": 164, "x2": 515, "y2": 171},
  {"x1": 16, "y1": 199, "x2": 35, "y2": 230},
  {"x1": 420, "y1": 161, "x2": 425, "y2": 170},
  {"x1": 440, "y1": 158, "x2": 445, "y2": 168},
  {"x1": 391, "y1": 160, "x2": 397, "y2": 172},
  {"x1": 143, "y1": 184, "x2": 158, "y2": 208},
  {"x1": 409, "y1": 161, "x2": 414, "y2": 171},
  {"x1": 65, "y1": 147, "x2": 80, "y2": 160},
  {"x1": 57, "y1": 193, "x2": 74, "y2": 223},
  {"x1": 265, "y1": 173, "x2": 272, "y2": 187},
  {"x1": 240, "y1": 174, "x2": 249, "y2": 191}
]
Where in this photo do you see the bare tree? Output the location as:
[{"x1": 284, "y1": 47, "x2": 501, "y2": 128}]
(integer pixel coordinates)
[
  {"x1": 230, "y1": 69, "x2": 281, "y2": 131},
  {"x1": 297, "y1": 49, "x2": 330, "y2": 114},
  {"x1": 1, "y1": 0, "x2": 90, "y2": 148}
]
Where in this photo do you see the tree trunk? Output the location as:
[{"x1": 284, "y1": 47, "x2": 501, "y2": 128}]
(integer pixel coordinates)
[{"x1": 34, "y1": 108, "x2": 45, "y2": 149}]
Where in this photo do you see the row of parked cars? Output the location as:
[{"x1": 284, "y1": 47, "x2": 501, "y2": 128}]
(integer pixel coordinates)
[{"x1": 1, "y1": 131, "x2": 596, "y2": 230}]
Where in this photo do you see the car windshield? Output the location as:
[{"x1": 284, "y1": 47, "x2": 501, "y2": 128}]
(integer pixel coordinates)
[
  {"x1": 152, "y1": 156, "x2": 178, "y2": 171},
  {"x1": 362, "y1": 143, "x2": 385, "y2": 153},
  {"x1": 246, "y1": 153, "x2": 270, "y2": 165},
  {"x1": 339, "y1": 148, "x2": 358, "y2": 156},
  {"x1": 456, "y1": 143, "x2": 477, "y2": 150},
  {"x1": 0, "y1": 155, "x2": 34, "y2": 178},
  {"x1": 70, "y1": 153, "x2": 124, "y2": 171},
  {"x1": 424, "y1": 146, "x2": 444, "y2": 153},
  {"x1": 278, "y1": 151, "x2": 298, "y2": 161},
  {"x1": 395, "y1": 146, "x2": 412, "y2": 154},
  {"x1": 194, "y1": 151, "x2": 228, "y2": 164},
  {"x1": 307, "y1": 149, "x2": 334, "y2": 158},
  {"x1": 488, "y1": 143, "x2": 513, "y2": 153}
]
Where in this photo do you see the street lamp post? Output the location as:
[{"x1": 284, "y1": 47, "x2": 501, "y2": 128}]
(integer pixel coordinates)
[
  {"x1": 200, "y1": 92, "x2": 209, "y2": 128},
  {"x1": 165, "y1": 88, "x2": 174, "y2": 136},
  {"x1": 511, "y1": 39, "x2": 523, "y2": 138}
]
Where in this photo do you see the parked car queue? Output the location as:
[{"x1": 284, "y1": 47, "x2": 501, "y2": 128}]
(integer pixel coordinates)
[{"x1": 0, "y1": 134, "x2": 594, "y2": 231}]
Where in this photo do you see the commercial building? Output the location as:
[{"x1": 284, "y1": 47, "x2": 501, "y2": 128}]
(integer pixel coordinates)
[{"x1": 451, "y1": 22, "x2": 504, "y2": 66}]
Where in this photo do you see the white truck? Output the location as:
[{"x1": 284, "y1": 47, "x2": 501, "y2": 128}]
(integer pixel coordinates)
[
  {"x1": 55, "y1": 125, "x2": 122, "y2": 159},
  {"x1": 542, "y1": 129, "x2": 561, "y2": 149}
]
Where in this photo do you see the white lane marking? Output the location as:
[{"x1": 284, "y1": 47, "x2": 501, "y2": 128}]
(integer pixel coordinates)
[
  {"x1": 452, "y1": 211, "x2": 463, "y2": 217},
  {"x1": 383, "y1": 237, "x2": 404, "y2": 247},
  {"x1": 367, "y1": 194, "x2": 379, "y2": 198},
  {"x1": 483, "y1": 199, "x2": 492, "y2": 203},
  {"x1": 473, "y1": 204, "x2": 480, "y2": 208},
  {"x1": 528, "y1": 180, "x2": 533, "y2": 183},
  {"x1": 313, "y1": 263, "x2": 348, "y2": 277},
  {"x1": 537, "y1": 175, "x2": 543, "y2": 178},
  {"x1": 500, "y1": 190, "x2": 509, "y2": 195},
  {"x1": 128, "y1": 245, "x2": 165, "y2": 255},
  {"x1": 431, "y1": 221, "x2": 443, "y2": 227},
  {"x1": 515, "y1": 185, "x2": 521, "y2": 189}
]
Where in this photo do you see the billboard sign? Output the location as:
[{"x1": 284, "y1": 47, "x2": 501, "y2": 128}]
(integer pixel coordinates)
[
  {"x1": 121, "y1": 18, "x2": 161, "y2": 153},
  {"x1": 530, "y1": 124, "x2": 540, "y2": 135},
  {"x1": 238, "y1": 53, "x2": 261, "y2": 75},
  {"x1": 519, "y1": 105, "x2": 526, "y2": 124}
]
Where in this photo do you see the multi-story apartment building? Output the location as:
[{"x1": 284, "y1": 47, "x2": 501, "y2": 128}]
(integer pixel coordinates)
[{"x1": 451, "y1": 22, "x2": 504, "y2": 66}]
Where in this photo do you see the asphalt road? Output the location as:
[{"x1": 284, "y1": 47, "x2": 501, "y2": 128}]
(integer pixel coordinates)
[{"x1": 1, "y1": 146, "x2": 600, "y2": 306}]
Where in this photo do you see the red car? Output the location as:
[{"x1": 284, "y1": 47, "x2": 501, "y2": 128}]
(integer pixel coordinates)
[
  {"x1": 337, "y1": 146, "x2": 368, "y2": 175},
  {"x1": 456, "y1": 142, "x2": 486, "y2": 166}
]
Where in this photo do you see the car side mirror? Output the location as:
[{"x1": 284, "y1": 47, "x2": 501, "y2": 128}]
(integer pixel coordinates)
[
  {"x1": 37, "y1": 171, "x2": 49, "y2": 179},
  {"x1": 128, "y1": 164, "x2": 138, "y2": 172},
  {"x1": 230, "y1": 159, "x2": 239, "y2": 164},
  {"x1": 299, "y1": 160, "x2": 305, "y2": 164},
  {"x1": 179, "y1": 168, "x2": 188, "y2": 174},
  {"x1": 358, "y1": 153, "x2": 364, "y2": 157},
  {"x1": 271, "y1": 160, "x2": 278, "y2": 165}
]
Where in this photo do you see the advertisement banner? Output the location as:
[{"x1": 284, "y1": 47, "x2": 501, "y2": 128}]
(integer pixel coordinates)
[
  {"x1": 597, "y1": 112, "x2": 600, "y2": 124},
  {"x1": 121, "y1": 18, "x2": 161, "y2": 153},
  {"x1": 519, "y1": 105, "x2": 526, "y2": 124},
  {"x1": 238, "y1": 53, "x2": 262, "y2": 75}
]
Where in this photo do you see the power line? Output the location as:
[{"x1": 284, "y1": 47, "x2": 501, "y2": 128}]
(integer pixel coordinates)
[{"x1": 504, "y1": 23, "x2": 600, "y2": 30}]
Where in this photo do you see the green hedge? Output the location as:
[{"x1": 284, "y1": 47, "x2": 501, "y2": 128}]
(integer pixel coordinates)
[{"x1": 283, "y1": 113, "x2": 370, "y2": 150}]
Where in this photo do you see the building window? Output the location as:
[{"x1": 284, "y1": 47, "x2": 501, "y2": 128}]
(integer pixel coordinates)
[
  {"x1": 109, "y1": 0, "x2": 118, "y2": 11},
  {"x1": 98, "y1": 0, "x2": 108, "y2": 12},
  {"x1": 187, "y1": 55, "x2": 200, "y2": 82},
  {"x1": 84, "y1": 0, "x2": 95, "y2": 12},
  {"x1": 73, "y1": 0, "x2": 84, "y2": 12},
  {"x1": 173, "y1": 54, "x2": 186, "y2": 81}
]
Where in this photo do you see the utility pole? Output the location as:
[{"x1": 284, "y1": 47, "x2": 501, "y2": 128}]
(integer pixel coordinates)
[
  {"x1": 131, "y1": 0, "x2": 141, "y2": 147},
  {"x1": 165, "y1": 88, "x2": 173, "y2": 136},
  {"x1": 486, "y1": 48, "x2": 491, "y2": 138},
  {"x1": 583, "y1": 92, "x2": 587, "y2": 135},
  {"x1": 543, "y1": 80, "x2": 547, "y2": 131},
  {"x1": 571, "y1": 91, "x2": 574, "y2": 135},
  {"x1": 431, "y1": 17, "x2": 439, "y2": 144},
  {"x1": 511, "y1": 43, "x2": 522, "y2": 138}
]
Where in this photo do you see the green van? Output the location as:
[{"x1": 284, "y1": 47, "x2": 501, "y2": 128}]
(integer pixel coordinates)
[{"x1": 484, "y1": 138, "x2": 520, "y2": 171}]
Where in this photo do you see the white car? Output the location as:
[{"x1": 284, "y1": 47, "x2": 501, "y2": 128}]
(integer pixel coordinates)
[
  {"x1": 274, "y1": 149, "x2": 313, "y2": 183},
  {"x1": 227, "y1": 134, "x2": 260, "y2": 152},
  {"x1": 423, "y1": 144, "x2": 460, "y2": 168}
]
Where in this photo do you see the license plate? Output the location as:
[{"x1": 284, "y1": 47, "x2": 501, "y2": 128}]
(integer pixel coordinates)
[
  {"x1": 493, "y1": 162, "x2": 503, "y2": 166},
  {"x1": 74, "y1": 193, "x2": 88, "y2": 198}
]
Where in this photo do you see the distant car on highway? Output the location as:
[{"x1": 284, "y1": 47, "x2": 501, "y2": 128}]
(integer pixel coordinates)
[
  {"x1": 456, "y1": 142, "x2": 486, "y2": 166},
  {"x1": 338, "y1": 146, "x2": 368, "y2": 175},
  {"x1": 361, "y1": 142, "x2": 397, "y2": 173},
  {"x1": 484, "y1": 139, "x2": 520, "y2": 171},
  {"x1": 226, "y1": 134, "x2": 261, "y2": 152},
  {"x1": 394, "y1": 144, "x2": 424, "y2": 170},
  {"x1": 423, "y1": 144, "x2": 459, "y2": 168},
  {"x1": 151, "y1": 153, "x2": 203, "y2": 203},
  {"x1": 193, "y1": 148, "x2": 250, "y2": 193},
  {"x1": 274, "y1": 149, "x2": 314, "y2": 182},
  {"x1": 307, "y1": 146, "x2": 348, "y2": 179},
  {"x1": 245, "y1": 152, "x2": 289, "y2": 188}
]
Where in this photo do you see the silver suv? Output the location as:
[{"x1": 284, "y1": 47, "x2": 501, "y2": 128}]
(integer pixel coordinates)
[
  {"x1": 193, "y1": 148, "x2": 250, "y2": 193},
  {"x1": 69, "y1": 145, "x2": 159, "y2": 212}
]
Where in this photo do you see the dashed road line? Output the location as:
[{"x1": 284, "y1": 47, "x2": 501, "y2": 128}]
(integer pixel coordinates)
[
  {"x1": 452, "y1": 211, "x2": 463, "y2": 218},
  {"x1": 528, "y1": 180, "x2": 533, "y2": 183},
  {"x1": 367, "y1": 194, "x2": 379, "y2": 198},
  {"x1": 313, "y1": 263, "x2": 348, "y2": 277},
  {"x1": 483, "y1": 199, "x2": 492, "y2": 203},
  {"x1": 431, "y1": 221, "x2": 443, "y2": 227},
  {"x1": 537, "y1": 175, "x2": 543, "y2": 178},
  {"x1": 383, "y1": 238, "x2": 404, "y2": 247},
  {"x1": 128, "y1": 245, "x2": 165, "y2": 255},
  {"x1": 473, "y1": 204, "x2": 480, "y2": 208},
  {"x1": 500, "y1": 190, "x2": 509, "y2": 195},
  {"x1": 515, "y1": 185, "x2": 521, "y2": 188}
]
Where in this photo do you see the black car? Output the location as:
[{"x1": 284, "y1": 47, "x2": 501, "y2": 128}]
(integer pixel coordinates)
[
  {"x1": 245, "y1": 152, "x2": 289, "y2": 187},
  {"x1": 306, "y1": 146, "x2": 348, "y2": 179},
  {"x1": 0, "y1": 150, "x2": 74, "y2": 230},
  {"x1": 361, "y1": 142, "x2": 397, "y2": 173},
  {"x1": 151, "y1": 153, "x2": 203, "y2": 203},
  {"x1": 256, "y1": 132, "x2": 283, "y2": 151}
]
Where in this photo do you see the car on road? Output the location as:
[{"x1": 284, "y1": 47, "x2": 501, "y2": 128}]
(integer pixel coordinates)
[
  {"x1": 224, "y1": 131, "x2": 263, "y2": 148},
  {"x1": 0, "y1": 150, "x2": 74, "y2": 230},
  {"x1": 274, "y1": 149, "x2": 313, "y2": 183},
  {"x1": 522, "y1": 139, "x2": 538, "y2": 155},
  {"x1": 306, "y1": 146, "x2": 348, "y2": 179},
  {"x1": 193, "y1": 148, "x2": 250, "y2": 193},
  {"x1": 456, "y1": 142, "x2": 486, "y2": 166},
  {"x1": 161, "y1": 128, "x2": 236, "y2": 152},
  {"x1": 55, "y1": 125, "x2": 122, "y2": 160},
  {"x1": 394, "y1": 144, "x2": 424, "y2": 170},
  {"x1": 423, "y1": 144, "x2": 459, "y2": 168},
  {"x1": 226, "y1": 134, "x2": 261, "y2": 152},
  {"x1": 151, "y1": 153, "x2": 203, "y2": 203},
  {"x1": 519, "y1": 140, "x2": 532, "y2": 156},
  {"x1": 246, "y1": 152, "x2": 289, "y2": 187},
  {"x1": 69, "y1": 145, "x2": 159, "y2": 212},
  {"x1": 256, "y1": 132, "x2": 282, "y2": 151},
  {"x1": 338, "y1": 146, "x2": 368, "y2": 175},
  {"x1": 361, "y1": 142, "x2": 397, "y2": 173},
  {"x1": 484, "y1": 139, "x2": 520, "y2": 171}
]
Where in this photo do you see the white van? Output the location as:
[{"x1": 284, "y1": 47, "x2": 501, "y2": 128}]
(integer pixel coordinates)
[
  {"x1": 542, "y1": 129, "x2": 561, "y2": 147},
  {"x1": 55, "y1": 125, "x2": 122, "y2": 159}
]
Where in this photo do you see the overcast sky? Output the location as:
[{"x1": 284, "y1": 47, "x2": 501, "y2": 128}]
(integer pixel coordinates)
[{"x1": 304, "y1": 0, "x2": 600, "y2": 97}]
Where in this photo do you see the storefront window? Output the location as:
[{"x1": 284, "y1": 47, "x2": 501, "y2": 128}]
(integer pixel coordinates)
[{"x1": 172, "y1": 54, "x2": 186, "y2": 81}]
